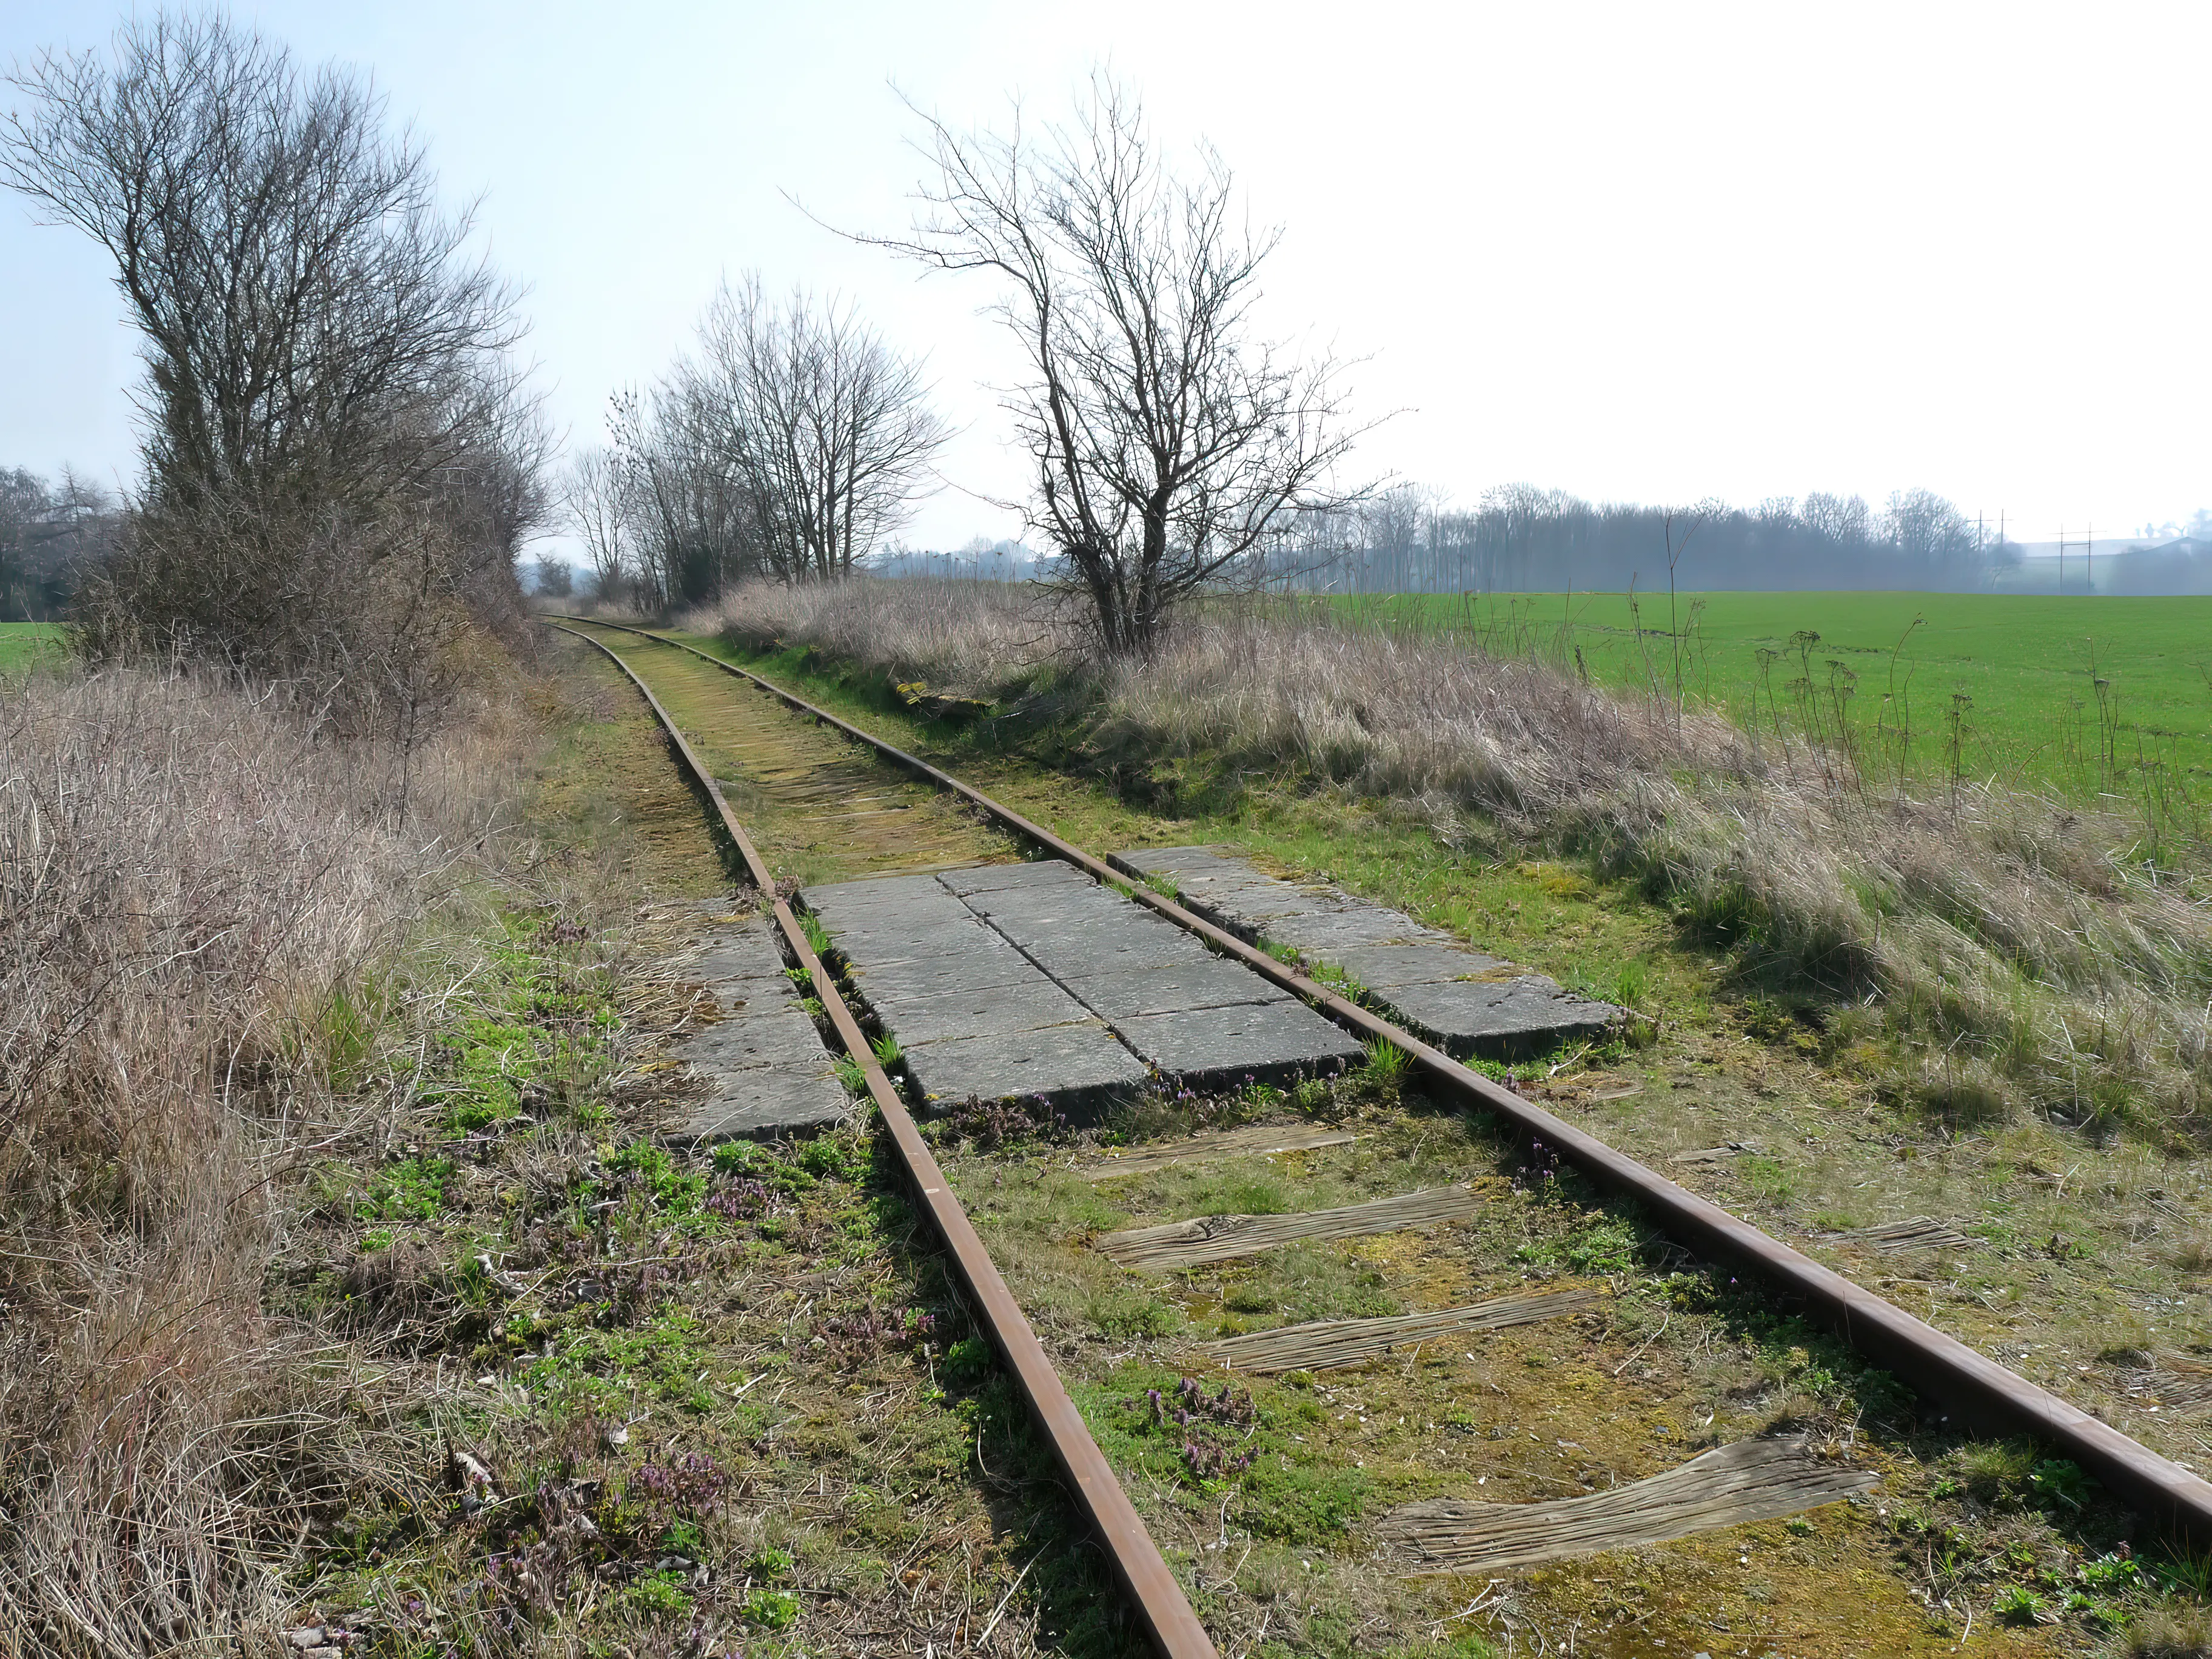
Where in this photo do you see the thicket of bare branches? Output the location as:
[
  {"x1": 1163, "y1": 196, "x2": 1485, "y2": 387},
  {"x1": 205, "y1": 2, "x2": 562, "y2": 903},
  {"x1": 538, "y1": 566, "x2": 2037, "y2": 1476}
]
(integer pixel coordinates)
[
  {"x1": 701, "y1": 575, "x2": 2212, "y2": 1136},
  {"x1": 870, "y1": 75, "x2": 1362, "y2": 654},
  {"x1": 571, "y1": 275, "x2": 947, "y2": 610},
  {"x1": 1, "y1": 12, "x2": 548, "y2": 726}
]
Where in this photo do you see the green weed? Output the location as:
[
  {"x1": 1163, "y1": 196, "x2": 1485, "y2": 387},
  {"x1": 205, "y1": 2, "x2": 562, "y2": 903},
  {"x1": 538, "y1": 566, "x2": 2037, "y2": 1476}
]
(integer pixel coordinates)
[
  {"x1": 358, "y1": 1156, "x2": 454, "y2": 1223},
  {"x1": 1359, "y1": 1037, "x2": 1410, "y2": 1095}
]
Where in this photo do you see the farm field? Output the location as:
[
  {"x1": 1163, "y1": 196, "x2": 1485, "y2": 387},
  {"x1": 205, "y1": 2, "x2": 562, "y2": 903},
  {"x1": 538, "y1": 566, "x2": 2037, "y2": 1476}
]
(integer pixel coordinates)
[
  {"x1": 0, "y1": 622, "x2": 64, "y2": 674},
  {"x1": 1338, "y1": 591, "x2": 2212, "y2": 805}
]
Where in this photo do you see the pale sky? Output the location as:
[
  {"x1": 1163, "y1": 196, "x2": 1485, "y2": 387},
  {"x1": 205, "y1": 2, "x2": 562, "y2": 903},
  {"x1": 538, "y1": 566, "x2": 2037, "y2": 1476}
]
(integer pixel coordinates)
[{"x1": 4, "y1": 0, "x2": 2207, "y2": 555}]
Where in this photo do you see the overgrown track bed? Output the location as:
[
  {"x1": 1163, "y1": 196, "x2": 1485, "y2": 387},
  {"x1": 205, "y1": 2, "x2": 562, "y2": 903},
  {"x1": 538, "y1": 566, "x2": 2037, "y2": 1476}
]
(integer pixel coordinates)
[
  {"x1": 554, "y1": 622, "x2": 1216, "y2": 1658},
  {"x1": 551, "y1": 615, "x2": 2212, "y2": 1655}
]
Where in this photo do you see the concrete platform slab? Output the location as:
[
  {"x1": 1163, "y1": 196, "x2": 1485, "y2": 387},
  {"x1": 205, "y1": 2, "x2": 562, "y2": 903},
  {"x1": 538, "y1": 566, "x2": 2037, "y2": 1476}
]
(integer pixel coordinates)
[
  {"x1": 805, "y1": 856, "x2": 1363, "y2": 1108},
  {"x1": 806, "y1": 870, "x2": 952, "y2": 911},
  {"x1": 1119, "y1": 999, "x2": 1361, "y2": 1082},
  {"x1": 675, "y1": 1064, "x2": 850, "y2": 1145},
  {"x1": 846, "y1": 936, "x2": 1042, "y2": 1000},
  {"x1": 904, "y1": 1022, "x2": 1147, "y2": 1108},
  {"x1": 691, "y1": 916, "x2": 794, "y2": 987},
  {"x1": 1063, "y1": 960, "x2": 1290, "y2": 1022},
  {"x1": 679, "y1": 1012, "x2": 832, "y2": 1073},
  {"x1": 1386, "y1": 977, "x2": 1618, "y2": 1055},
  {"x1": 662, "y1": 900, "x2": 848, "y2": 1142},
  {"x1": 1015, "y1": 921, "x2": 1215, "y2": 982},
  {"x1": 1115, "y1": 845, "x2": 1622, "y2": 1058},
  {"x1": 873, "y1": 979, "x2": 1096, "y2": 1046},
  {"x1": 1265, "y1": 909, "x2": 1443, "y2": 954},
  {"x1": 940, "y1": 861, "x2": 1089, "y2": 896},
  {"x1": 1331, "y1": 942, "x2": 1511, "y2": 988},
  {"x1": 960, "y1": 872, "x2": 1121, "y2": 907}
]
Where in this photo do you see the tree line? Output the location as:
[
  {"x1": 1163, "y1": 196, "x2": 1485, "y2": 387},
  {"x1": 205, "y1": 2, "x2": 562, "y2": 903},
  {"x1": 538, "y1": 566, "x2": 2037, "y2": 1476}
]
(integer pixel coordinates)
[
  {"x1": 1261, "y1": 483, "x2": 2014, "y2": 595},
  {"x1": 0, "y1": 468, "x2": 115, "y2": 621}
]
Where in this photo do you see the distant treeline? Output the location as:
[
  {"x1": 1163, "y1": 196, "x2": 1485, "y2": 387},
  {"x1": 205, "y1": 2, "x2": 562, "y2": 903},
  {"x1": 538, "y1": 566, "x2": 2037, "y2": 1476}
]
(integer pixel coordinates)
[
  {"x1": 1263, "y1": 484, "x2": 2027, "y2": 595},
  {"x1": 0, "y1": 468, "x2": 116, "y2": 621}
]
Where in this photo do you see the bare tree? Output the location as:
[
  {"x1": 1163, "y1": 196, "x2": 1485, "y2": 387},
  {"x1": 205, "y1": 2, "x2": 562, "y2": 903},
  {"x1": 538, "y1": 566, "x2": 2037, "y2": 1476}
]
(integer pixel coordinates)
[
  {"x1": 603, "y1": 277, "x2": 948, "y2": 608},
  {"x1": 608, "y1": 382, "x2": 756, "y2": 608},
  {"x1": 868, "y1": 75, "x2": 1365, "y2": 654},
  {"x1": 686, "y1": 275, "x2": 949, "y2": 580},
  {"x1": 1801, "y1": 491, "x2": 1873, "y2": 548},
  {"x1": 2, "y1": 13, "x2": 523, "y2": 516},
  {"x1": 561, "y1": 446, "x2": 633, "y2": 599},
  {"x1": 1, "y1": 10, "x2": 543, "y2": 703},
  {"x1": 1880, "y1": 488, "x2": 1977, "y2": 574}
]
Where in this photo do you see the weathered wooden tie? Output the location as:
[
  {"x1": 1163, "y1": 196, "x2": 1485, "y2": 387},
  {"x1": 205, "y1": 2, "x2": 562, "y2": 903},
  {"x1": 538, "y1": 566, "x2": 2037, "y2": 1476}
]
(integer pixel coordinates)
[
  {"x1": 1097, "y1": 1184, "x2": 1486, "y2": 1271},
  {"x1": 1198, "y1": 1287, "x2": 1600, "y2": 1373},
  {"x1": 1071, "y1": 1123, "x2": 1359, "y2": 1181},
  {"x1": 1379, "y1": 1437, "x2": 1879, "y2": 1576}
]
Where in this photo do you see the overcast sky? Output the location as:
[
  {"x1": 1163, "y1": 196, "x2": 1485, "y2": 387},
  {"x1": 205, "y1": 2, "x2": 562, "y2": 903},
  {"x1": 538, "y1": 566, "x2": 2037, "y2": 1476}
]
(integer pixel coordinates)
[{"x1": 4, "y1": 0, "x2": 2207, "y2": 555}]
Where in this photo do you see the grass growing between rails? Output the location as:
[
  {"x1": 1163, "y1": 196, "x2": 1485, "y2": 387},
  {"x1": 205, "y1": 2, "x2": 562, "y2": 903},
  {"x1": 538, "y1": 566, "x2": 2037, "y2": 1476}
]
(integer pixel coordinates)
[
  {"x1": 923, "y1": 1034, "x2": 2204, "y2": 1655},
  {"x1": 1329, "y1": 590, "x2": 2212, "y2": 816}
]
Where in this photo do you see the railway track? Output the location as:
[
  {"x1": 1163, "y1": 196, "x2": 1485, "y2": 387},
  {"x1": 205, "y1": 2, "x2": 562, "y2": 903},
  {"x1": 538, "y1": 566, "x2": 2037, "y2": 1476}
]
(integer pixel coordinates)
[{"x1": 550, "y1": 614, "x2": 2212, "y2": 1656}]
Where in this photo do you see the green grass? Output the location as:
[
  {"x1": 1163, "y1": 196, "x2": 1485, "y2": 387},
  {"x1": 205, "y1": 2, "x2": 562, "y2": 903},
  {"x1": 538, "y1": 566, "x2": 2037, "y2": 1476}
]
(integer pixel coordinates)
[
  {"x1": 0, "y1": 622, "x2": 63, "y2": 675},
  {"x1": 1334, "y1": 590, "x2": 2212, "y2": 804}
]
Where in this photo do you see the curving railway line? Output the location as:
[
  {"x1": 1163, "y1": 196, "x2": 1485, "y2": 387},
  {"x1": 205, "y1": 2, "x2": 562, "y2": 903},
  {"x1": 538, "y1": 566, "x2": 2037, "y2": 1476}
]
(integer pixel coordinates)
[{"x1": 549, "y1": 614, "x2": 2212, "y2": 1657}]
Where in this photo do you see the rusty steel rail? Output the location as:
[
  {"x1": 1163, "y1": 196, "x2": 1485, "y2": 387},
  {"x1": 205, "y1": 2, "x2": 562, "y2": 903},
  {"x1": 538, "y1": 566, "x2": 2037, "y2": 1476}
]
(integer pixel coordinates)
[
  {"x1": 555, "y1": 614, "x2": 2212, "y2": 1546},
  {"x1": 549, "y1": 622, "x2": 1218, "y2": 1659}
]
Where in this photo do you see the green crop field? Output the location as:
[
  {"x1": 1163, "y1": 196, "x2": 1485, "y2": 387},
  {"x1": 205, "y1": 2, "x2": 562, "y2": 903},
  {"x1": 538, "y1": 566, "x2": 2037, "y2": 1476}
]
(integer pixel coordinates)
[
  {"x1": 1332, "y1": 591, "x2": 2212, "y2": 812},
  {"x1": 0, "y1": 623, "x2": 63, "y2": 675}
]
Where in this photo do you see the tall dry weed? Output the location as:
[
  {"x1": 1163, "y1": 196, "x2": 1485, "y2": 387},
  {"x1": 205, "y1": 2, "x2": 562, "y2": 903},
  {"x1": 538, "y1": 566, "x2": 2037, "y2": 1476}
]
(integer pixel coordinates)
[
  {"x1": 0, "y1": 663, "x2": 525, "y2": 1653},
  {"x1": 700, "y1": 578, "x2": 2212, "y2": 1133}
]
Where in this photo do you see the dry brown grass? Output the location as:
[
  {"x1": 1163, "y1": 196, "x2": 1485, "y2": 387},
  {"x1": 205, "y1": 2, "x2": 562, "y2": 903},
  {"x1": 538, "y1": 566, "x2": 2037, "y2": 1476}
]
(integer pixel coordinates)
[
  {"x1": 695, "y1": 578, "x2": 2212, "y2": 1137},
  {"x1": 0, "y1": 659, "x2": 530, "y2": 1655}
]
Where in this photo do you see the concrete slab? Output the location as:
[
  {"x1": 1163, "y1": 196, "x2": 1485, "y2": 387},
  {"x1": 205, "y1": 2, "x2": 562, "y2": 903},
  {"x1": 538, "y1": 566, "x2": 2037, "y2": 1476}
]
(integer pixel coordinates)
[
  {"x1": 675, "y1": 1065, "x2": 851, "y2": 1145},
  {"x1": 663, "y1": 907, "x2": 849, "y2": 1142},
  {"x1": 1267, "y1": 910, "x2": 1438, "y2": 953},
  {"x1": 904, "y1": 1022, "x2": 1147, "y2": 1108},
  {"x1": 959, "y1": 881, "x2": 1125, "y2": 922},
  {"x1": 1063, "y1": 959, "x2": 1290, "y2": 1022},
  {"x1": 1386, "y1": 977, "x2": 1619, "y2": 1057},
  {"x1": 679, "y1": 1012, "x2": 831, "y2": 1074},
  {"x1": 1014, "y1": 919, "x2": 1215, "y2": 982},
  {"x1": 806, "y1": 871, "x2": 953, "y2": 911},
  {"x1": 689, "y1": 914, "x2": 793, "y2": 987},
  {"x1": 822, "y1": 910, "x2": 1005, "y2": 965},
  {"x1": 846, "y1": 936, "x2": 1042, "y2": 1000},
  {"x1": 939, "y1": 860, "x2": 1089, "y2": 896},
  {"x1": 1113, "y1": 845, "x2": 1623, "y2": 1057},
  {"x1": 1331, "y1": 942, "x2": 1512, "y2": 988},
  {"x1": 807, "y1": 855, "x2": 1397, "y2": 1107},
  {"x1": 1119, "y1": 999, "x2": 1362, "y2": 1082},
  {"x1": 872, "y1": 979, "x2": 1096, "y2": 1046}
]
